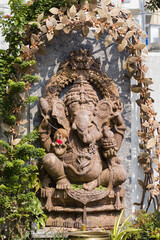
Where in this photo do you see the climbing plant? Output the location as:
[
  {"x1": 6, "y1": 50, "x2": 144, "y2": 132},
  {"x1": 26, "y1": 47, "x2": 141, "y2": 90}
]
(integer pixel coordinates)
[
  {"x1": 0, "y1": 0, "x2": 160, "y2": 238},
  {"x1": 0, "y1": 130, "x2": 46, "y2": 239}
]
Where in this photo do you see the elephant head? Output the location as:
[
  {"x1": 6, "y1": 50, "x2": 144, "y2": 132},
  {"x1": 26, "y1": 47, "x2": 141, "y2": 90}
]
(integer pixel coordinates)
[
  {"x1": 50, "y1": 76, "x2": 124, "y2": 145},
  {"x1": 64, "y1": 76, "x2": 102, "y2": 144}
]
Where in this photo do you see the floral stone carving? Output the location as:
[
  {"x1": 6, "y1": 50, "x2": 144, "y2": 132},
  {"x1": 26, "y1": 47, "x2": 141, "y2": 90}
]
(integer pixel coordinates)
[{"x1": 39, "y1": 49, "x2": 127, "y2": 228}]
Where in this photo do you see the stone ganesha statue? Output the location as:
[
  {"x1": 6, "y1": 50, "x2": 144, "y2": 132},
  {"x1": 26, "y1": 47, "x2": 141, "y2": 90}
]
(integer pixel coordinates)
[{"x1": 39, "y1": 51, "x2": 127, "y2": 197}]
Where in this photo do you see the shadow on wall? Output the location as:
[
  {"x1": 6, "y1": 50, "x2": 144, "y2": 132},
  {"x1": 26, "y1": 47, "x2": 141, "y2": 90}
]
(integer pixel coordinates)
[{"x1": 31, "y1": 30, "x2": 130, "y2": 127}]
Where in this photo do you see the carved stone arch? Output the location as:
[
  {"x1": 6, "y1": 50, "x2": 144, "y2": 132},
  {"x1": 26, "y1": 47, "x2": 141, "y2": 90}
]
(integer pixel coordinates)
[{"x1": 42, "y1": 49, "x2": 121, "y2": 111}]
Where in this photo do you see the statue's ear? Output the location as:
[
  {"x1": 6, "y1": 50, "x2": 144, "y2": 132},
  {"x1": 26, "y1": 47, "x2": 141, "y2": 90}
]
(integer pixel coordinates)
[
  {"x1": 40, "y1": 97, "x2": 50, "y2": 116},
  {"x1": 96, "y1": 99, "x2": 113, "y2": 119},
  {"x1": 52, "y1": 98, "x2": 70, "y2": 130},
  {"x1": 94, "y1": 99, "x2": 113, "y2": 129}
]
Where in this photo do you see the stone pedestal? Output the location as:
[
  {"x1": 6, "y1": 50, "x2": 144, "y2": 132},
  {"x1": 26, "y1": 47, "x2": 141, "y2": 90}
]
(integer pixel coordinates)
[{"x1": 41, "y1": 187, "x2": 125, "y2": 228}]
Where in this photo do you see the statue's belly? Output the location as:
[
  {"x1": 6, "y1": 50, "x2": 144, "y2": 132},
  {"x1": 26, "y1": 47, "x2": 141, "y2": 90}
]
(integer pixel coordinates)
[{"x1": 63, "y1": 150, "x2": 102, "y2": 183}]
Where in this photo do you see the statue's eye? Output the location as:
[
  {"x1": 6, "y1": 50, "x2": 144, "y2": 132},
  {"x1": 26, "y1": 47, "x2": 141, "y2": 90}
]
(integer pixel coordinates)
[
  {"x1": 86, "y1": 102, "x2": 94, "y2": 110},
  {"x1": 56, "y1": 102, "x2": 64, "y2": 110},
  {"x1": 71, "y1": 102, "x2": 79, "y2": 110}
]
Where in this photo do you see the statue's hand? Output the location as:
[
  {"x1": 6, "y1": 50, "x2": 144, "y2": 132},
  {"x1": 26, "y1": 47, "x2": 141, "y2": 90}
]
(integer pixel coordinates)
[{"x1": 103, "y1": 148, "x2": 117, "y2": 159}]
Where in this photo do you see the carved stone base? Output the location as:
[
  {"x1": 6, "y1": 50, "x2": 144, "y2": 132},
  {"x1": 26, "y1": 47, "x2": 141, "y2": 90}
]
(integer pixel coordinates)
[
  {"x1": 45, "y1": 211, "x2": 123, "y2": 229},
  {"x1": 41, "y1": 187, "x2": 125, "y2": 228}
]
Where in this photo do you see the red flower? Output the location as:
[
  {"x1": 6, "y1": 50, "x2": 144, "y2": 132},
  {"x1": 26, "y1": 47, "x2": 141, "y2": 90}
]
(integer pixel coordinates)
[
  {"x1": 4, "y1": 14, "x2": 10, "y2": 19},
  {"x1": 25, "y1": 1, "x2": 32, "y2": 6},
  {"x1": 56, "y1": 139, "x2": 62, "y2": 144}
]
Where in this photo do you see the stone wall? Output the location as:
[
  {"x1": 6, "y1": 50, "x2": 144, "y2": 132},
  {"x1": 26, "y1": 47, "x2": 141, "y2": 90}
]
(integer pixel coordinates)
[
  {"x1": 0, "y1": 2, "x2": 132, "y2": 215},
  {"x1": 30, "y1": 30, "x2": 132, "y2": 216}
]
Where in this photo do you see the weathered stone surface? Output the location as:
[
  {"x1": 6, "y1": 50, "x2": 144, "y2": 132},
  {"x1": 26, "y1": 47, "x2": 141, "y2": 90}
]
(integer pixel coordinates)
[
  {"x1": 30, "y1": 30, "x2": 131, "y2": 217},
  {"x1": 38, "y1": 49, "x2": 127, "y2": 227}
]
